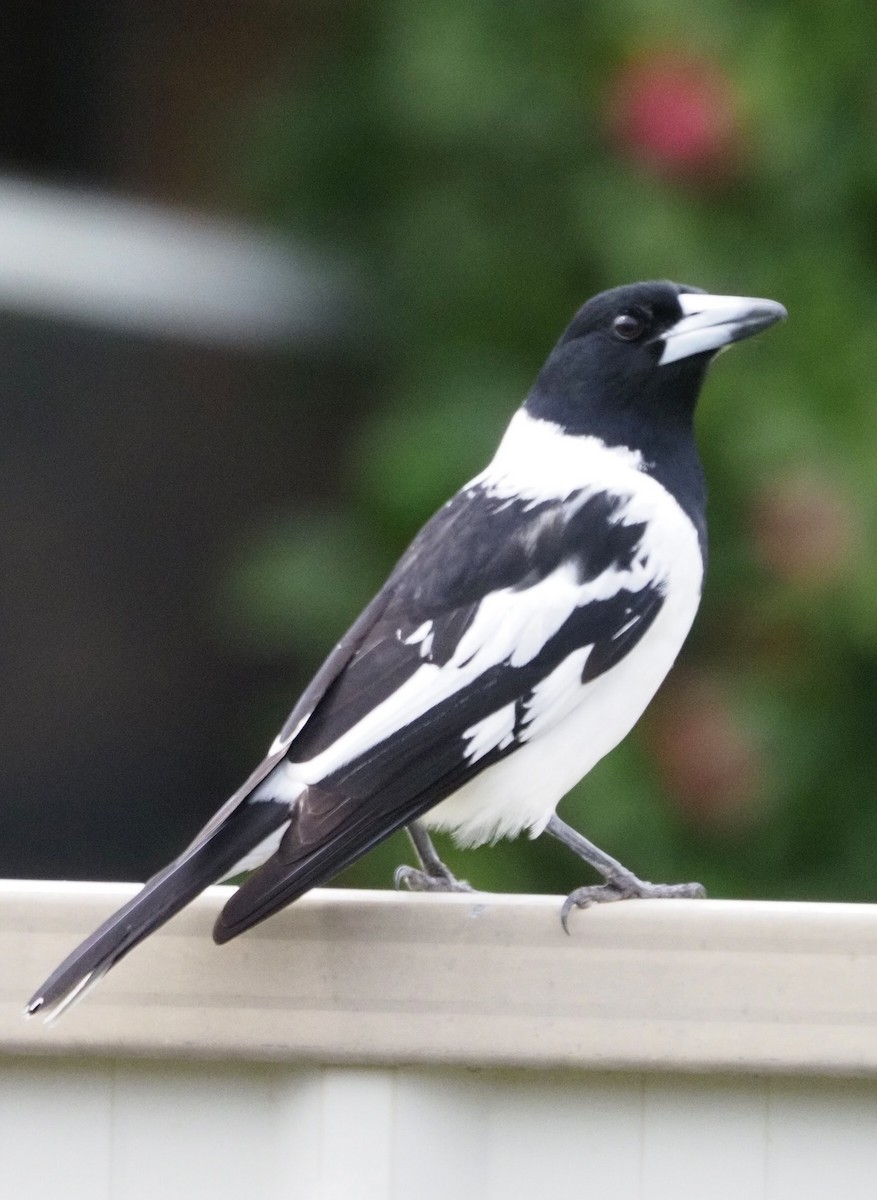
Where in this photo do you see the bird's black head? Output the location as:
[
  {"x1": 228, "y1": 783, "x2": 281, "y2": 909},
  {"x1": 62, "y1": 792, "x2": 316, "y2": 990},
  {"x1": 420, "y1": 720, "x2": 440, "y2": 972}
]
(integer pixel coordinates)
[{"x1": 526, "y1": 280, "x2": 786, "y2": 452}]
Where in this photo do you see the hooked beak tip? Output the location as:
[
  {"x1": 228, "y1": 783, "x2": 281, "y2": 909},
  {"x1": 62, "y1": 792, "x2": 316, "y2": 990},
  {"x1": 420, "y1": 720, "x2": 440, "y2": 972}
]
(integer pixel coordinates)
[{"x1": 659, "y1": 293, "x2": 786, "y2": 365}]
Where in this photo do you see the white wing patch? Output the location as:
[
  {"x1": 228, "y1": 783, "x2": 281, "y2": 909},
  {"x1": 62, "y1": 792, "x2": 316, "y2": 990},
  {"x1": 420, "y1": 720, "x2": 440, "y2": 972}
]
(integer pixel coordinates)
[
  {"x1": 449, "y1": 555, "x2": 654, "y2": 673},
  {"x1": 402, "y1": 619, "x2": 434, "y2": 658},
  {"x1": 463, "y1": 703, "x2": 517, "y2": 764},
  {"x1": 450, "y1": 561, "x2": 578, "y2": 670},
  {"x1": 521, "y1": 646, "x2": 592, "y2": 741}
]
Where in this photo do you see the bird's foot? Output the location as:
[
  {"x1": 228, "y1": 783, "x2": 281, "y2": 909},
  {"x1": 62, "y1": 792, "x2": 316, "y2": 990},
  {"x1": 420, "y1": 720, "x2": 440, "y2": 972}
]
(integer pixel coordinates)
[
  {"x1": 397, "y1": 819, "x2": 475, "y2": 893},
  {"x1": 560, "y1": 876, "x2": 706, "y2": 932},
  {"x1": 394, "y1": 862, "x2": 475, "y2": 894}
]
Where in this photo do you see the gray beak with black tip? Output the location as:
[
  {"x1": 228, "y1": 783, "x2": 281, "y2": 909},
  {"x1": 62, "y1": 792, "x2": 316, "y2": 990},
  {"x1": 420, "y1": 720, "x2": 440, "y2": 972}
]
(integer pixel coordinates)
[{"x1": 658, "y1": 293, "x2": 787, "y2": 365}]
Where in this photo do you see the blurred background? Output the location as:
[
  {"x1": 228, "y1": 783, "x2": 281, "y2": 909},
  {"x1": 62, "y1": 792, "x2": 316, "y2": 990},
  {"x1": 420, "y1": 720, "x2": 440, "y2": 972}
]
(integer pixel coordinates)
[{"x1": 2, "y1": 0, "x2": 876, "y2": 903}]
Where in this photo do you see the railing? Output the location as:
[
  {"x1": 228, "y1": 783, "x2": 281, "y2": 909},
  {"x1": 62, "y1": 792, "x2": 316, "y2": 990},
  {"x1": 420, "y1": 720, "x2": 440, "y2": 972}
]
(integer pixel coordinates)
[{"x1": 3, "y1": 882, "x2": 876, "y2": 1198}]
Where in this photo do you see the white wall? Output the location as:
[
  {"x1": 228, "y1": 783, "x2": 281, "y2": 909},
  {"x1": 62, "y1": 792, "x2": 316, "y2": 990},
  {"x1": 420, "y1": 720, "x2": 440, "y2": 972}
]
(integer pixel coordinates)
[{"x1": 2, "y1": 1060, "x2": 876, "y2": 1200}]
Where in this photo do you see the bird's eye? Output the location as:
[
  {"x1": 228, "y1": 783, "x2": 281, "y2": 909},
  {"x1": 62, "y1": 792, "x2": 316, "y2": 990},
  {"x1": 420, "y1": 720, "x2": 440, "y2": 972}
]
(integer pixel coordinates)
[{"x1": 612, "y1": 311, "x2": 646, "y2": 342}]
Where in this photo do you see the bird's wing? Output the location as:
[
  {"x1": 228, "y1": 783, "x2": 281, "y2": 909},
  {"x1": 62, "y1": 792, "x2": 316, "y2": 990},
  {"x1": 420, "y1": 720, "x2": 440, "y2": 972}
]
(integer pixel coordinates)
[{"x1": 215, "y1": 480, "x2": 669, "y2": 940}]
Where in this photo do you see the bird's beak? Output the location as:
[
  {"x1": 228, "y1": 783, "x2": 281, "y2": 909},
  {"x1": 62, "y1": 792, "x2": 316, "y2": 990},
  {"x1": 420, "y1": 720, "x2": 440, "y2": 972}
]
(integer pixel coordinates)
[{"x1": 658, "y1": 293, "x2": 787, "y2": 365}]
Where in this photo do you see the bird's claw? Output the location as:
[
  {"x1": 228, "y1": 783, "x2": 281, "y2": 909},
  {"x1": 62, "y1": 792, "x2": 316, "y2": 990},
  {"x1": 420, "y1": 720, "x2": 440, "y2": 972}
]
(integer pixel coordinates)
[
  {"x1": 394, "y1": 864, "x2": 475, "y2": 893},
  {"x1": 560, "y1": 878, "x2": 706, "y2": 933}
]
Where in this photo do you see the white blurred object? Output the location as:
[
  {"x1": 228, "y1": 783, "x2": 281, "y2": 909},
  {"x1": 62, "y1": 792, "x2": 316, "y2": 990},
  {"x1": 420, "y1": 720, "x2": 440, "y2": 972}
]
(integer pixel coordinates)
[{"x1": 0, "y1": 176, "x2": 346, "y2": 345}]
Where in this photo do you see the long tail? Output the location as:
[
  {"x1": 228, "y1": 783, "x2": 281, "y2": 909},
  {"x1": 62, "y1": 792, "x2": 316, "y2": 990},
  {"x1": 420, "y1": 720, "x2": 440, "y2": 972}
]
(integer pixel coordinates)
[{"x1": 26, "y1": 795, "x2": 290, "y2": 1022}]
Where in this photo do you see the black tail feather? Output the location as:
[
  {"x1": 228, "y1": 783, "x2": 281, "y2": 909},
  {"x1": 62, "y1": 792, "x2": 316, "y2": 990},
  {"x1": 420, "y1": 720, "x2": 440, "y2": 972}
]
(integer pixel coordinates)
[{"x1": 26, "y1": 798, "x2": 290, "y2": 1019}]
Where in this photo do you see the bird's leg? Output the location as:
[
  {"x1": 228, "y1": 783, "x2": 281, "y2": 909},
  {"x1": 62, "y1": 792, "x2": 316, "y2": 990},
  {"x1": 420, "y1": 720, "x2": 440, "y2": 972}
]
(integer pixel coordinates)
[
  {"x1": 545, "y1": 813, "x2": 706, "y2": 932},
  {"x1": 394, "y1": 821, "x2": 475, "y2": 893}
]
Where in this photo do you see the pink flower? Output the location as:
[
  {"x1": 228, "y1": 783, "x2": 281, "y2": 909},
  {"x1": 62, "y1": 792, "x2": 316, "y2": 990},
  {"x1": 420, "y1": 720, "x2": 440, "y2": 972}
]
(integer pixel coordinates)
[{"x1": 608, "y1": 52, "x2": 742, "y2": 184}]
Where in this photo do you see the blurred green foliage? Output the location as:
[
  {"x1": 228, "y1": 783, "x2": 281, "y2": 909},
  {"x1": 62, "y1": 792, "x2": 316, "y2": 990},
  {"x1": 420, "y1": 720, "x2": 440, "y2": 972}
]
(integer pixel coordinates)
[{"x1": 227, "y1": 1, "x2": 877, "y2": 902}]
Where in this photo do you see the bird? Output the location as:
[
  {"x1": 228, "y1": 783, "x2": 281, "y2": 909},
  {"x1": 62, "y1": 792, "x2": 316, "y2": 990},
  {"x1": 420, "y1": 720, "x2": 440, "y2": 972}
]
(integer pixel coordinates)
[{"x1": 27, "y1": 280, "x2": 785, "y2": 1020}]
